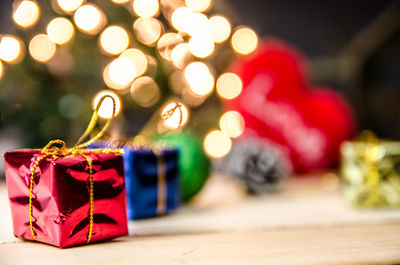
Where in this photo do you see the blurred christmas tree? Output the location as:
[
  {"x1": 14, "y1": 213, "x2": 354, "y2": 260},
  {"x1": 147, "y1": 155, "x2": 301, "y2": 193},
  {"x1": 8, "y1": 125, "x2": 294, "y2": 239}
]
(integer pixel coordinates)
[{"x1": 0, "y1": 0, "x2": 258, "y2": 158}]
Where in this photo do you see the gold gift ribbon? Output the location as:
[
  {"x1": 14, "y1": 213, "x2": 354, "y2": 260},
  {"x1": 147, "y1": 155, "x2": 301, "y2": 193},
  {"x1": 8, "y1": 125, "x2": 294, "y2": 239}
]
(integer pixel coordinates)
[
  {"x1": 155, "y1": 150, "x2": 167, "y2": 215},
  {"x1": 154, "y1": 103, "x2": 183, "y2": 215},
  {"x1": 28, "y1": 95, "x2": 122, "y2": 244},
  {"x1": 357, "y1": 131, "x2": 384, "y2": 206},
  {"x1": 136, "y1": 102, "x2": 183, "y2": 216}
]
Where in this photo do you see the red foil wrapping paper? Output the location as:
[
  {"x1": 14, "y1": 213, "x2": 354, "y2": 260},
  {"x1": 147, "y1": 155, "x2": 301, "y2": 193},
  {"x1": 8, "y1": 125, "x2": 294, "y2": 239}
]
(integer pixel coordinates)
[{"x1": 4, "y1": 149, "x2": 128, "y2": 248}]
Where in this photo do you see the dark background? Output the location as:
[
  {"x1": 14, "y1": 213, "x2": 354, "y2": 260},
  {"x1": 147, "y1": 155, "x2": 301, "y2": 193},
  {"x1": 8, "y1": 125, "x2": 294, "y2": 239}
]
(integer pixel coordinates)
[
  {"x1": 1, "y1": 0, "x2": 399, "y2": 139},
  {"x1": 227, "y1": 0, "x2": 400, "y2": 140}
]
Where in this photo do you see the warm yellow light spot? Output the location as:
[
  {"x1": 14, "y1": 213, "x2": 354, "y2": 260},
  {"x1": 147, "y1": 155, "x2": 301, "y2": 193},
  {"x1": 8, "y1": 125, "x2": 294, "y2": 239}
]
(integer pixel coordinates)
[
  {"x1": 103, "y1": 65, "x2": 123, "y2": 90},
  {"x1": 157, "y1": 33, "x2": 184, "y2": 60},
  {"x1": 120, "y1": 48, "x2": 148, "y2": 78},
  {"x1": 189, "y1": 34, "x2": 214, "y2": 58},
  {"x1": 93, "y1": 90, "x2": 122, "y2": 119},
  {"x1": 185, "y1": 0, "x2": 212, "y2": 12},
  {"x1": 57, "y1": 0, "x2": 85, "y2": 13},
  {"x1": 204, "y1": 130, "x2": 232, "y2": 158},
  {"x1": 12, "y1": 0, "x2": 40, "y2": 28},
  {"x1": 171, "y1": 8, "x2": 208, "y2": 36},
  {"x1": 216, "y1": 73, "x2": 242, "y2": 100},
  {"x1": 0, "y1": 60, "x2": 4, "y2": 80},
  {"x1": 105, "y1": 57, "x2": 136, "y2": 89},
  {"x1": 320, "y1": 172, "x2": 340, "y2": 191},
  {"x1": 29, "y1": 34, "x2": 56, "y2": 63},
  {"x1": 209, "y1": 15, "x2": 231, "y2": 43},
  {"x1": 133, "y1": 0, "x2": 159, "y2": 18},
  {"x1": 181, "y1": 86, "x2": 207, "y2": 107},
  {"x1": 133, "y1": 17, "x2": 163, "y2": 46},
  {"x1": 231, "y1": 27, "x2": 258, "y2": 55},
  {"x1": 74, "y1": 4, "x2": 106, "y2": 35},
  {"x1": 171, "y1": 43, "x2": 191, "y2": 69},
  {"x1": 171, "y1": 7, "x2": 192, "y2": 32},
  {"x1": 169, "y1": 70, "x2": 185, "y2": 94},
  {"x1": 161, "y1": 102, "x2": 189, "y2": 129},
  {"x1": 111, "y1": 0, "x2": 130, "y2": 4},
  {"x1": 184, "y1": 62, "x2": 214, "y2": 96},
  {"x1": 219, "y1": 111, "x2": 245, "y2": 138},
  {"x1": 187, "y1": 12, "x2": 209, "y2": 37},
  {"x1": 130, "y1": 76, "x2": 160, "y2": 107},
  {"x1": 47, "y1": 17, "x2": 74, "y2": 45},
  {"x1": 0, "y1": 36, "x2": 23, "y2": 63},
  {"x1": 99, "y1": 26, "x2": 129, "y2": 55}
]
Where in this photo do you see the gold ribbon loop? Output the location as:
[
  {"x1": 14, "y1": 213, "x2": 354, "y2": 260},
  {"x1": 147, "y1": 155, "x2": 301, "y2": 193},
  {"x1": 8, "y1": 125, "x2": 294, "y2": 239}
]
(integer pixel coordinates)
[
  {"x1": 161, "y1": 103, "x2": 183, "y2": 126},
  {"x1": 135, "y1": 102, "x2": 185, "y2": 143},
  {"x1": 28, "y1": 94, "x2": 119, "y2": 244},
  {"x1": 42, "y1": 139, "x2": 67, "y2": 153},
  {"x1": 74, "y1": 95, "x2": 117, "y2": 149}
]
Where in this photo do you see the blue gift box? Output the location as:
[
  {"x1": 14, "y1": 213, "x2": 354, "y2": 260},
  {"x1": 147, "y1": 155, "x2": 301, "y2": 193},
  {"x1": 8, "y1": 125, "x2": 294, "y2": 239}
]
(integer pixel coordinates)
[{"x1": 89, "y1": 142, "x2": 180, "y2": 219}]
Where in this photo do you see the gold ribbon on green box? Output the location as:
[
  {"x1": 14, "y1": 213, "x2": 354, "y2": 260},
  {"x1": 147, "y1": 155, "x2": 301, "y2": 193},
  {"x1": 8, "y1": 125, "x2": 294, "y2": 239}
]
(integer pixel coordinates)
[{"x1": 341, "y1": 131, "x2": 400, "y2": 207}]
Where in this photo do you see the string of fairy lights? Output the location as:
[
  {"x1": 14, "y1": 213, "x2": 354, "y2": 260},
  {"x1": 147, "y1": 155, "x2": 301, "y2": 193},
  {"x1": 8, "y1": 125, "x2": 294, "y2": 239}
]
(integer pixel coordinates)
[{"x1": 0, "y1": 0, "x2": 259, "y2": 159}]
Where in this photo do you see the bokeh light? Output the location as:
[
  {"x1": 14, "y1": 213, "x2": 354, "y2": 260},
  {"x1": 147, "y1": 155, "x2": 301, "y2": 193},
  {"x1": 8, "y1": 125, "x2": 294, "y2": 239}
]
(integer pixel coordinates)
[
  {"x1": 171, "y1": 7, "x2": 192, "y2": 32},
  {"x1": 133, "y1": 17, "x2": 163, "y2": 46},
  {"x1": 111, "y1": 0, "x2": 130, "y2": 4},
  {"x1": 184, "y1": 62, "x2": 214, "y2": 96},
  {"x1": 157, "y1": 32, "x2": 184, "y2": 60},
  {"x1": 99, "y1": 26, "x2": 129, "y2": 55},
  {"x1": 12, "y1": 0, "x2": 40, "y2": 28},
  {"x1": 320, "y1": 172, "x2": 340, "y2": 191},
  {"x1": 186, "y1": 12, "x2": 209, "y2": 37},
  {"x1": 169, "y1": 70, "x2": 186, "y2": 94},
  {"x1": 0, "y1": 60, "x2": 3, "y2": 80},
  {"x1": 74, "y1": 4, "x2": 106, "y2": 35},
  {"x1": 120, "y1": 48, "x2": 148, "y2": 77},
  {"x1": 219, "y1": 111, "x2": 245, "y2": 138},
  {"x1": 231, "y1": 27, "x2": 258, "y2": 55},
  {"x1": 29, "y1": 34, "x2": 56, "y2": 63},
  {"x1": 130, "y1": 76, "x2": 160, "y2": 107},
  {"x1": 105, "y1": 57, "x2": 137, "y2": 89},
  {"x1": 209, "y1": 15, "x2": 231, "y2": 43},
  {"x1": 133, "y1": 0, "x2": 159, "y2": 18},
  {"x1": 171, "y1": 43, "x2": 192, "y2": 69},
  {"x1": 103, "y1": 65, "x2": 123, "y2": 90},
  {"x1": 181, "y1": 86, "x2": 207, "y2": 107},
  {"x1": 57, "y1": 0, "x2": 85, "y2": 13},
  {"x1": 0, "y1": 36, "x2": 23, "y2": 63},
  {"x1": 47, "y1": 17, "x2": 75, "y2": 45},
  {"x1": 93, "y1": 90, "x2": 122, "y2": 119},
  {"x1": 216, "y1": 73, "x2": 243, "y2": 99},
  {"x1": 189, "y1": 34, "x2": 214, "y2": 58},
  {"x1": 185, "y1": 0, "x2": 212, "y2": 12},
  {"x1": 204, "y1": 130, "x2": 232, "y2": 158},
  {"x1": 161, "y1": 102, "x2": 189, "y2": 129},
  {"x1": 171, "y1": 8, "x2": 209, "y2": 36}
]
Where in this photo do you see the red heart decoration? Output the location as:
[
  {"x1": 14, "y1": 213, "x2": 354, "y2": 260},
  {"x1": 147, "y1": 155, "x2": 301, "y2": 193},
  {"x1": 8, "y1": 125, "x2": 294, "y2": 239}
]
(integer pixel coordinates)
[{"x1": 226, "y1": 39, "x2": 356, "y2": 173}]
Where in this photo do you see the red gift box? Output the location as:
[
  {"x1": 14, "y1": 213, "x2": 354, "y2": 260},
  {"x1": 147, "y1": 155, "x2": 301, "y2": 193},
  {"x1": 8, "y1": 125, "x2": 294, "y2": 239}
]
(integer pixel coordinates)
[{"x1": 4, "y1": 149, "x2": 128, "y2": 248}]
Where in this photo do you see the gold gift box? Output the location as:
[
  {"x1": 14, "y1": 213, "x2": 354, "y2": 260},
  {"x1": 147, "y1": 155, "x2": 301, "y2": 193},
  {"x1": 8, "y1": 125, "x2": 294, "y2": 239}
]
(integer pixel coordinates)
[{"x1": 340, "y1": 135, "x2": 400, "y2": 207}]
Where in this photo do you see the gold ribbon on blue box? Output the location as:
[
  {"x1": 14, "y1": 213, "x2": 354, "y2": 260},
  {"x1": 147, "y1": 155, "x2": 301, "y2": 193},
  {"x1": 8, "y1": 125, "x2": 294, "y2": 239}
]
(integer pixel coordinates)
[
  {"x1": 340, "y1": 131, "x2": 400, "y2": 207},
  {"x1": 89, "y1": 103, "x2": 183, "y2": 219}
]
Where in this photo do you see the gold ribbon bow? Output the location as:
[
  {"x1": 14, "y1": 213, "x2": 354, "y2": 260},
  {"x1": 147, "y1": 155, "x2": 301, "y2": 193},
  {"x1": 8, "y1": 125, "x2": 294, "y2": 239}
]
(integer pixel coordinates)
[{"x1": 28, "y1": 95, "x2": 122, "y2": 244}]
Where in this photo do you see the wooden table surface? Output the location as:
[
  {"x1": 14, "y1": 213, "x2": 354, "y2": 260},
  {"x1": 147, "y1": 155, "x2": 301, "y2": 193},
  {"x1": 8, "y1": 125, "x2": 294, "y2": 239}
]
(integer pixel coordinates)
[{"x1": 1, "y1": 173, "x2": 400, "y2": 265}]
